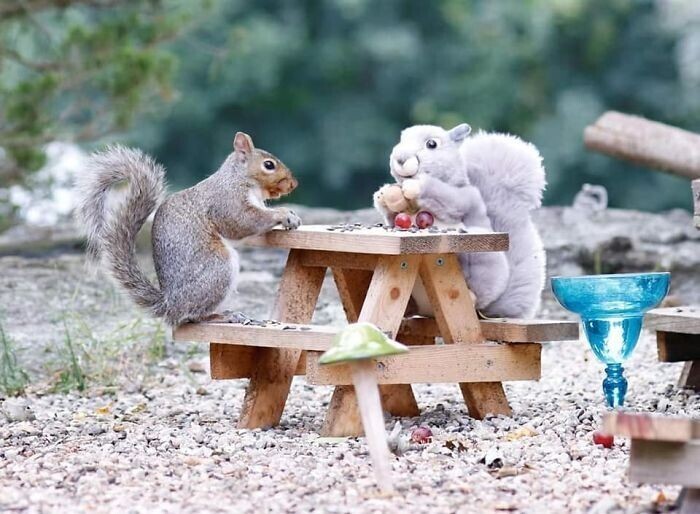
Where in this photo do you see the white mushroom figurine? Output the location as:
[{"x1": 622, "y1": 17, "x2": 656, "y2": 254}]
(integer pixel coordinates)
[{"x1": 319, "y1": 322, "x2": 409, "y2": 494}]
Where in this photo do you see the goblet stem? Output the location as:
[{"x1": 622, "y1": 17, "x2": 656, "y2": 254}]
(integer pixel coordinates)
[{"x1": 603, "y1": 363, "x2": 628, "y2": 407}]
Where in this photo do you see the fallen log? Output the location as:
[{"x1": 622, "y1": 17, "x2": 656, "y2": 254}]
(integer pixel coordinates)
[{"x1": 584, "y1": 111, "x2": 700, "y2": 180}]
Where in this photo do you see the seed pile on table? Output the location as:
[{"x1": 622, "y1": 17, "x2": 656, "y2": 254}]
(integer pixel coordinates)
[{"x1": 324, "y1": 223, "x2": 468, "y2": 234}]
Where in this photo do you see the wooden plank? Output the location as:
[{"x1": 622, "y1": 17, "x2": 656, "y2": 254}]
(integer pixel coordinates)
[
  {"x1": 418, "y1": 254, "x2": 512, "y2": 418},
  {"x1": 209, "y1": 344, "x2": 310, "y2": 379},
  {"x1": 693, "y1": 179, "x2": 700, "y2": 229},
  {"x1": 584, "y1": 111, "x2": 700, "y2": 180},
  {"x1": 332, "y1": 266, "x2": 420, "y2": 418},
  {"x1": 481, "y1": 318, "x2": 579, "y2": 342},
  {"x1": 177, "y1": 314, "x2": 578, "y2": 353},
  {"x1": 657, "y1": 332, "x2": 700, "y2": 362},
  {"x1": 174, "y1": 321, "x2": 336, "y2": 351},
  {"x1": 418, "y1": 255, "x2": 483, "y2": 344},
  {"x1": 307, "y1": 343, "x2": 541, "y2": 385},
  {"x1": 679, "y1": 361, "x2": 700, "y2": 391},
  {"x1": 398, "y1": 316, "x2": 579, "y2": 343},
  {"x1": 244, "y1": 225, "x2": 509, "y2": 255},
  {"x1": 321, "y1": 255, "x2": 421, "y2": 437},
  {"x1": 603, "y1": 412, "x2": 700, "y2": 443},
  {"x1": 302, "y1": 251, "x2": 378, "y2": 271},
  {"x1": 646, "y1": 307, "x2": 700, "y2": 335},
  {"x1": 680, "y1": 488, "x2": 700, "y2": 514},
  {"x1": 629, "y1": 440, "x2": 700, "y2": 488},
  {"x1": 332, "y1": 268, "x2": 373, "y2": 323},
  {"x1": 237, "y1": 250, "x2": 326, "y2": 429}
]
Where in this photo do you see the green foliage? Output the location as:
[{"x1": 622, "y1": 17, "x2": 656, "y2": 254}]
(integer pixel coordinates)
[
  {"x1": 0, "y1": 319, "x2": 29, "y2": 397},
  {"x1": 134, "y1": 0, "x2": 698, "y2": 211},
  {"x1": 0, "y1": 0, "x2": 209, "y2": 185},
  {"x1": 2, "y1": 0, "x2": 699, "y2": 212}
]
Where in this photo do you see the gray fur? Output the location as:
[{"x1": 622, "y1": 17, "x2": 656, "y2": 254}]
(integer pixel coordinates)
[
  {"x1": 385, "y1": 125, "x2": 546, "y2": 318},
  {"x1": 76, "y1": 145, "x2": 168, "y2": 317},
  {"x1": 76, "y1": 142, "x2": 300, "y2": 326}
]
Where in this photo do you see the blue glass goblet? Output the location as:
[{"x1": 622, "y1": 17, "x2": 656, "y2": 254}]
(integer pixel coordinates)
[{"x1": 551, "y1": 273, "x2": 670, "y2": 407}]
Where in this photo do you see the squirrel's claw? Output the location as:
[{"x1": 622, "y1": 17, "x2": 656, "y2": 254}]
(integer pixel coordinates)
[
  {"x1": 281, "y1": 209, "x2": 301, "y2": 230},
  {"x1": 222, "y1": 311, "x2": 251, "y2": 324}
]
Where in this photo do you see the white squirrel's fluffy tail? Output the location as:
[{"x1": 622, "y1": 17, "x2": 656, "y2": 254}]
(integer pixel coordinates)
[
  {"x1": 460, "y1": 132, "x2": 547, "y2": 319},
  {"x1": 460, "y1": 131, "x2": 546, "y2": 227}
]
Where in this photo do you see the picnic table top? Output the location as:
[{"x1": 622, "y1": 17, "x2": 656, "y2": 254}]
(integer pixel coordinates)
[
  {"x1": 243, "y1": 224, "x2": 509, "y2": 255},
  {"x1": 646, "y1": 306, "x2": 700, "y2": 335}
]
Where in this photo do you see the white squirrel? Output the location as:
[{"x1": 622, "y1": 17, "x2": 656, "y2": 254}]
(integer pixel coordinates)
[{"x1": 374, "y1": 124, "x2": 546, "y2": 318}]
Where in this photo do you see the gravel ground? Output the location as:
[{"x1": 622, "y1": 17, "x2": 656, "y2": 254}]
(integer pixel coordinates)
[
  {"x1": 1, "y1": 205, "x2": 699, "y2": 514},
  {"x1": 1, "y1": 331, "x2": 697, "y2": 514}
]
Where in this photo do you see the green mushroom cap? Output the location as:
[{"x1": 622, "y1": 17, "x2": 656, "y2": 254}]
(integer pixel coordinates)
[{"x1": 319, "y1": 322, "x2": 409, "y2": 365}]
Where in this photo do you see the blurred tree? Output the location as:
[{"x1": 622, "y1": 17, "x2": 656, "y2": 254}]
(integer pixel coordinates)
[
  {"x1": 134, "y1": 0, "x2": 699, "y2": 211},
  {"x1": 0, "y1": 0, "x2": 209, "y2": 188}
]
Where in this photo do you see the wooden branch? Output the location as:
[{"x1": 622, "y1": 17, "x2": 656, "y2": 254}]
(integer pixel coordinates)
[{"x1": 584, "y1": 111, "x2": 700, "y2": 179}]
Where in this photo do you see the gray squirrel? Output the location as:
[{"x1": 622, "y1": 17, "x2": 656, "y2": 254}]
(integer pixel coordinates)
[
  {"x1": 374, "y1": 124, "x2": 546, "y2": 318},
  {"x1": 76, "y1": 132, "x2": 301, "y2": 325}
]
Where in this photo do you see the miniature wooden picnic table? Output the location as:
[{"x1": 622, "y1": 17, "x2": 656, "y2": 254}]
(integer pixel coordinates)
[{"x1": 174, "y1": 224, "x2": 578, "y2": 436}]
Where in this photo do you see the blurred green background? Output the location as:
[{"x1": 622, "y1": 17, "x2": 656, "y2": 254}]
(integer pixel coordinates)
[{"x1": 1, "y1": 0, "x2": 698, "y2": 219}]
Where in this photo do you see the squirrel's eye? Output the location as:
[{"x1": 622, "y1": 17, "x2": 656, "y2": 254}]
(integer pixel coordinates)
[
  {"x1": 263, "y1": 160, "x2": 276, "y2": 171},
  {"x1": 425, "y1": 139, "x2": 438, "y2": 149}
]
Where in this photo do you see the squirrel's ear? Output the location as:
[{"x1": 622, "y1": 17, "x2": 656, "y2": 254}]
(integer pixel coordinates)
[
  {"x1": 448, "y1": 124, "x2": 471, "y2": 142},
  {"x1": 233, "y1": 132, "x2": 255, "y2": 157}
]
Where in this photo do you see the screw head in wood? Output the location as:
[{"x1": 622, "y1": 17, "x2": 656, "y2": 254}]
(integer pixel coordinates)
[
  {"x1": 400, "y1": 261, "x2": 408, "y2": 269},
  {"x1": 436, "y1": 258, "x2": 445, "y2": 266}
]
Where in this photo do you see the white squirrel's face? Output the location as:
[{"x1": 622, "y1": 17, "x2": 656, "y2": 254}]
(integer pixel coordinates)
[{"x1": 389, "y1": 124, "x2": 472, "y2": 184}]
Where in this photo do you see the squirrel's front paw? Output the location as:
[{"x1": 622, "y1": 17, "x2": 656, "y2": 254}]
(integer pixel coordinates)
[
  {"x1": 279, "y1": 209, "x2": 301, "y2": 230},
  {"x1": 402, "y1": 178, "x2": 421, "y2": 200}
]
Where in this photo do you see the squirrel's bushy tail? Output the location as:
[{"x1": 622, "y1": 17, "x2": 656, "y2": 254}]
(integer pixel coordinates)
[{"x1": 76, "y1": 145, "x2": 167, "y2": 317}]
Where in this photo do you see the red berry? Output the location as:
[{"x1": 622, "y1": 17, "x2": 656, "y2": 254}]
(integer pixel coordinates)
[
  {"x1": 394, "y1": 212, "x2": 412, "y2": 230},
  {"x1": 411, "y1": 426, "x2": 433, "y2": 444},
  {"x1": 415, "y1": 211, "x2": 434, "y2": 229},
  {"x1": 592, "y1": 431, "x2": 614, "y2": 448}
]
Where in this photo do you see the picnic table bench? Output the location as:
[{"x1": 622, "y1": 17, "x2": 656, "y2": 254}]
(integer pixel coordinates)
[
  {"x1": 645, "y1": 307, "x2": 700, "y2": 391},
  {"x1": 642, "y1": 179, "x2": 700, "y2": 392},
  {"x1": 604, "y1": 412, "x2": 700, "y2": 514},
  {"x1": 174, "y1": 224, "x2": 579, "y2": 436}
]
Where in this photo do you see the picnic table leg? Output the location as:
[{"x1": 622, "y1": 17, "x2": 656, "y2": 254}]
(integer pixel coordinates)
[
  {"x1": 419, "y1": 254, "x2": 512, "y2": 419},
  {"x1": 321, "y1": 256, "x2": 421, "y2": 436},
  {"x1": 679, "y1": 488, "x2": 700, "y2": 514},
  {"x1": 332, "y1": 266, "x2": 420, "y2": 417},
  {"x1": 237, "y1": 249, "x2": 326, "y2": 429},
  {"x1": 679, "y1": 361, "x2": 700, "y2": 390}
]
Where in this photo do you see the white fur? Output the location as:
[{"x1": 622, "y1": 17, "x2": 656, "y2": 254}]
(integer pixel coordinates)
[
  {"x1": 247, "y1": 187, "x2": 267, "y2": 209},
  {"x1": 460, "y1": 132, "x2": 546, "y2": 318},
  {"x1": 213, "y1": 238, "x2": 241, "y2": 314},
  {"x1": 384, "y1": 126, "x2": 546, "y2": 319}
]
